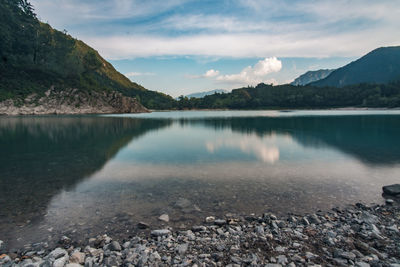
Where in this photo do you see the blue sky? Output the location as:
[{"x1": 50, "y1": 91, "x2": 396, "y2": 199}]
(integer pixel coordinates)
[{"x1": 31, "y1": 0, "x2": 400, "y2": 97}]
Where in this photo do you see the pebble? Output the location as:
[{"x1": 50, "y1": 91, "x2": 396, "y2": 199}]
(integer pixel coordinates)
[
  {"x1": 109, "y1": 241, "x2": 121, "y2": 251},
  {"x1": 158, "y1": 214, "x2": 169, "y2": 222},
  {"x1": 150, "y1": 229, "x2": 171, "y2": 237},
  {"x1": 69, "y1": 251, "x2": 85, "y2": 264},
  {"x1": 205, "y1": 216, "x2": 215, "y2": 223},
  {"x1": 137, "y1": 222, "x2": 150, "y2": 229},
  {"x1": 386, "y1": 199, "x2": 395, "y2": 205}
]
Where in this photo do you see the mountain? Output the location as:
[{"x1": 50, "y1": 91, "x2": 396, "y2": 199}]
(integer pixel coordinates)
[
  {"x1": 0, "y1": 0, "x2": 175, "y2": 114},
  {"x1": 185, "y1": 89, "x2": 228, "y2": 99},
  {"x1": 291, "y1": 69, "x2": 334, "y2": 86},
  {"x1": 312, "y1": 46, "x2": 400, "y2": 87}
]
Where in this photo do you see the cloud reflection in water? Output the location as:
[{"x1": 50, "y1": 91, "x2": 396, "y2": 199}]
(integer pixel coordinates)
[{"x1": 205, "y1": 133, "x2": 281, "y2": 163}]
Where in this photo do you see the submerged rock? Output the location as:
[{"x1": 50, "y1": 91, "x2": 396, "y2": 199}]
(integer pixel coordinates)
[{"x1": 174, "y1": 198, "x2": 192, "y2": 209}]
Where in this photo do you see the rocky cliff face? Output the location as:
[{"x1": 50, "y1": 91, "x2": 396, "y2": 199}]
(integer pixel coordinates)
[
  {"x1": 0, "y1": 87, "x2": 149, "y2": 115},
  {"x1": 291, "y1": 69, "x2": 334, "y2": 86}
]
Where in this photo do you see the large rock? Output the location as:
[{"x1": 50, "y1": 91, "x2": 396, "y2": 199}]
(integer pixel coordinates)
[{"x1": 383, "y1": 184, "x2": 400, "y2": 196}]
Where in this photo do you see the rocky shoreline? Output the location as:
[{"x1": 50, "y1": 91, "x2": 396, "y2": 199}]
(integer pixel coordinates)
[
  {"x1": 0, "y1": 87, "x2": 149, "y2": 115},
  {"x1": 0, "y1": 199, "x2": 399, "y2": 267}
]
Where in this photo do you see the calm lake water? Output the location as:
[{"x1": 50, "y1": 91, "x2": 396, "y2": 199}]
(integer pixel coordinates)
[{"x1": 1, "y1": 110, "x2": 400, "y2": 250}]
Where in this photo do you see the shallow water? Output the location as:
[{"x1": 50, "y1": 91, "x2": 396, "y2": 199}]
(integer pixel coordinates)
[{"x1": 1, "y1": 110, "x2": 400, "y2": 250}]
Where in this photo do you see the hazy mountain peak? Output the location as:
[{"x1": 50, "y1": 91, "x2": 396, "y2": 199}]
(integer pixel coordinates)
[{"x1": 291, "y1": 69, "x2": 335, "y2": 86}]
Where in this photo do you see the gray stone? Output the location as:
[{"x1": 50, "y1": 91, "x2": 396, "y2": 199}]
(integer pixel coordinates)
[
  {"x1": 66, "y1": 264, "x2": 83, "y2": 267},
  {"x1": 355, "y1": 262, "x2": 370, "y2": 267},
  {"x1": 302, "y1": 217, "x2": 310, "y2": 225},
  {"x1": 277, "y1": 255, "x2": 288, "y2": 265},
  {"x1": 150, "y1": 229, "x2": 171, "y2": 236},
  {"x1": 137, "y1": 222, "x2": 149, "y2": 229},
  {"x1": 216, "y1": 228, "x2": 225, "y2": 236},
  {"x1": 205, "y1": 216, "x2": 215, "y2": 223},
  {"x1": 185, "y1": 230, "x2": 196, "y2": 240},
  {"x1": 214, "y1": 219, "x2": 227, "y2": 226},
  {"x1": 177, "y1": 243, "x2": 188, "y2": 254},
  {"x1": 333, "y1": 258, "x2": 348, "y2": 266},
  {"x1": 306, "y1": 252, "x2": 318, "y2": 259},
  {"x1": 104, "y1": 255, "x2": 120, "y2": 266},
  {"x1": 309, "y1": 214, "x2": 321, "y2": 224},
  {"x1": 386, "y1": 225, "x2": 399, "y2": 232},
  {"x1": 230, "y1": 256, "x2": 242, "y2": 264},
  {"x1": 53, "y1": 255, "x2": 69, "y2": 267},
  {"x1": 192, "y1": 225, "x2": 207, "y2": 232},
  {"x1": 84, "y1": 257, "x2": 93, "y2": 267},
  {"x1": 109, "y1": 241, "x2": 121, "y2": 251},
  {"x1": 255, "y1": 225, "x2": 264, "y2": 235},
  {"x1": 48, "y1": 248, "x2": 68, "y2": 260},
  {"x1": 69, "y1": 251, "x2": 85, "y2": 264},
  {"x1": 158, "y1": 214, "x2": 169, "y2": 222},
  {"x1": 339, "y1": 251, "x2": 356, "y2": 260},
  {"x1": 383, "y1": 184, "x2": 400, "y2": 195},
  {"x1": 385, "y1": 199, "x2": 394, "y2": 205},
  {"x1": 150, "y1": 251, "x2": 161, "y2": 261}
]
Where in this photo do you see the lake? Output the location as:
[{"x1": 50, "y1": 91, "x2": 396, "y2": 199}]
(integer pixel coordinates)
[{"x1": 1, "y1": 110, "x2": 400, "y2": 250}]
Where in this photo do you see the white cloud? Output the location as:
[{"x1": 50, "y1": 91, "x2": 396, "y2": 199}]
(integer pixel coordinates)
[
  {"x1": 31, "y1": 0, "x2": 188, "y2": 26},
  {"x1": 187, "y1": 57, "x2": 281, "y2": 86},
  {"x1": 31, "y1": 0, "x2": 400, "y2": 59},
  {"x1": 125, "y1": 72, "x2": 155, "y2": 77},
  {"x1": 188, "y1": 69, "x2": 220, "y2": 79},
  {"x1": 216, "y1": 57, "x2": 281, "y2": 86},
  {"x1": 204, "y1": 69, "x2": 220, "y2": 78},
  {"x1": 84, "y1": 29, "x2": 400, "y2": 60}
]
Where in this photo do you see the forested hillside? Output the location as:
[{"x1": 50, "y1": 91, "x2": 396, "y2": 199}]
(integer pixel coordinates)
[
  {"x1": 0, "y1": 0, "x2": 175, "y2": 110},
  {"x1": 312, "y1": 46, "x2": 400, "y2": 87},
  {"x1": 176, "y1": 82, "x2": 400, "y2": 109}
]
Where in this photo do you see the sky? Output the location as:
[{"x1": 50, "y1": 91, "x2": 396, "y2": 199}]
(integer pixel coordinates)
[{"x1": 30, "y1": 0, "x2": 400, "y2": 97}]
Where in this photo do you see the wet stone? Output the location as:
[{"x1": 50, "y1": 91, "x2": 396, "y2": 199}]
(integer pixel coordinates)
[{"x1": 383, "y1": 184, "x2": 400, "y2": 196}]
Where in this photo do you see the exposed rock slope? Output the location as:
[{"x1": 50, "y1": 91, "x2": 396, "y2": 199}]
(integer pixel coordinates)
[{"x1": 0, "y1": 87, "x2": 148, "y2": 115}]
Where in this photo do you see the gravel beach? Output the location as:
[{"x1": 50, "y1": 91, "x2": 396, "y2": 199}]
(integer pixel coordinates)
[{"x1": 0, "y1": 199, "x2": 399, "y2": 267}]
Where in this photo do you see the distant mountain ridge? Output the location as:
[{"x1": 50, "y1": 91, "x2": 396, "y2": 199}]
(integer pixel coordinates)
[
  {"x1": 184, "y1": 89, "x2": 228, "y2": 99},
  {"x1": 312, "y1": 46, "x2": 400, "y2": 87},
  {"x1": 291, "y1": 69, "x2": 334, "y2": 86}
]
